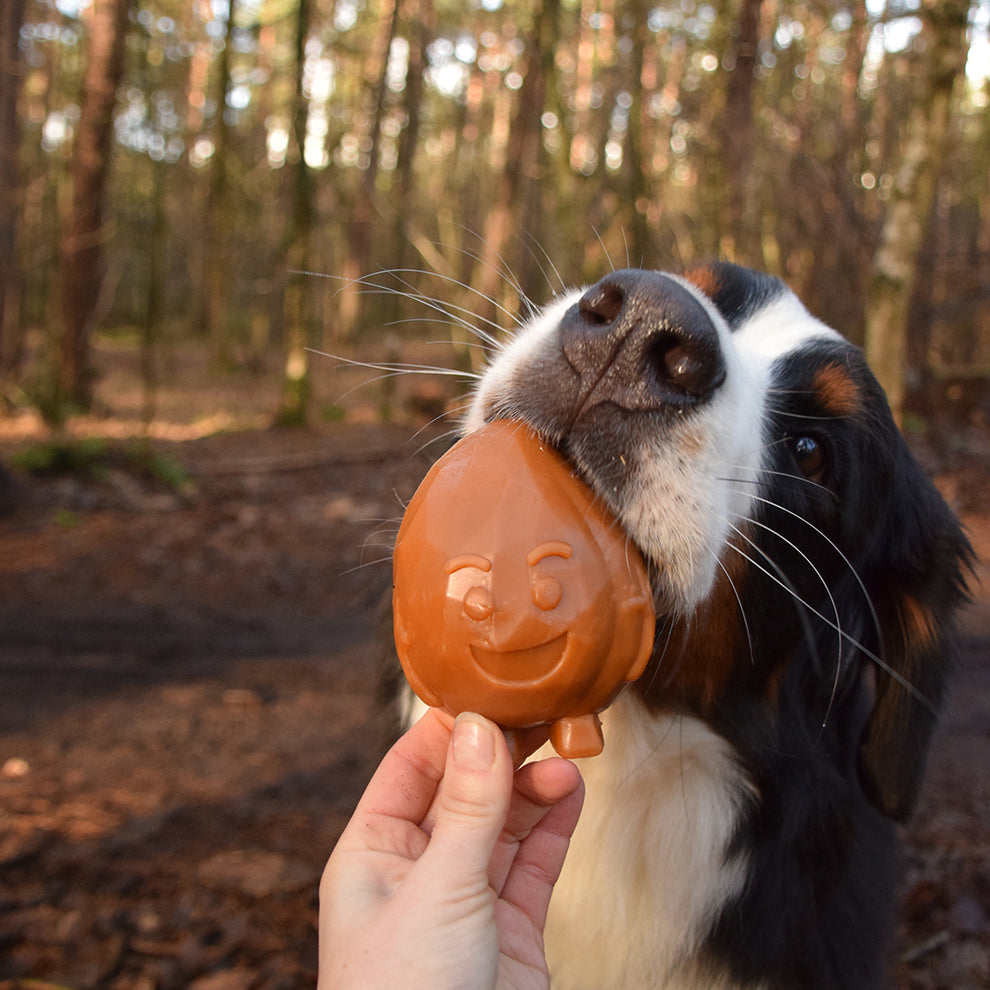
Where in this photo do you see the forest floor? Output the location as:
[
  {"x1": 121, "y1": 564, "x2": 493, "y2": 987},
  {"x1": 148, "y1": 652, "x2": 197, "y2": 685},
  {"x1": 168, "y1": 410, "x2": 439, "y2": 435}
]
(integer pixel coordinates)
[{"x1": 0, "y1": 340, "x2": 987, "y2": 990}]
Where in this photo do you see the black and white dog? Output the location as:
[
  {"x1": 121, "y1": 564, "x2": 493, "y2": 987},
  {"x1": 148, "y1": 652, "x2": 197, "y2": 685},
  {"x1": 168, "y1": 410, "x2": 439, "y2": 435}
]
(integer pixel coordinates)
[{"x1": 401, "y1": 262, "x2": 971, "y2": 989}]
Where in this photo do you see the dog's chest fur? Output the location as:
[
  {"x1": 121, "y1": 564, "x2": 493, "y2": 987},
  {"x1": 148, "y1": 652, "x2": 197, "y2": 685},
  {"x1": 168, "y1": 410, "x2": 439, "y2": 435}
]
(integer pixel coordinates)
[{"x1": 543, "y1": 694, "x2": 756, "y2": 990}]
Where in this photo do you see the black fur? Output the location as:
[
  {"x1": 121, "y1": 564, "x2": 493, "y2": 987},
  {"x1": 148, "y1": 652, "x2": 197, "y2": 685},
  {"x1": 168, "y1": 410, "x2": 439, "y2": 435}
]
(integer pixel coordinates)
[{"x1": 646, "y1": 301, "x2": 970, "y2": 988}]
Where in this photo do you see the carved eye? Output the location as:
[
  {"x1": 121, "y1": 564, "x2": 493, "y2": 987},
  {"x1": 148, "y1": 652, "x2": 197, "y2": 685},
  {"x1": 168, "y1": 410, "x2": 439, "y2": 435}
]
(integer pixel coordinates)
[
  {"x1": 787, "y1": 434, "x2": 827, "y2": 483},
  {"x1": 531, "y1": 574, "x2": 563, "y2": 611},
  {"x1": 463, "y1": 586, "x2": 494, "y2": 621}
]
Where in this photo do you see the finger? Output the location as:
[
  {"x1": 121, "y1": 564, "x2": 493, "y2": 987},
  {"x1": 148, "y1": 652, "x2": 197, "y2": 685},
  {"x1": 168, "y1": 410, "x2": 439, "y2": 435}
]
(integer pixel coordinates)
[
  {"x1": 421, "y1": 722, "x2": 553, "y2": 835},
  {"x1": 341, "y1": 708, "x2": 455, "y2": 840},
  {"x1": 417, "y1": 713, "x2": 514, "y2": 883},
  {"x1": 488, "y1": 757, "x2": 583, "y2": 894},
  {"x1": 498, "y1": 774, "x2": 585, "y2": 930},
  {"x1": 513, "y1": 756, "x2": 583, "y2": 809}
]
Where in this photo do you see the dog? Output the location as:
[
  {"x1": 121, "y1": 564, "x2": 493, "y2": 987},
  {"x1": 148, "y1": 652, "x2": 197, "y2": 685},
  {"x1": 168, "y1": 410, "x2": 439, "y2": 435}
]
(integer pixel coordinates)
[{"x1": 397, "y1": 261, "x2": 972, "y2": 989}]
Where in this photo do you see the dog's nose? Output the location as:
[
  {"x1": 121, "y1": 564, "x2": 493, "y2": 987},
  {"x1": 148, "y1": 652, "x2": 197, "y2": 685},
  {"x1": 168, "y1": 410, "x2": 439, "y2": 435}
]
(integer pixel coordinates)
[{"x1": 559, "y1": 269, "x2": 726, "y2": 411}]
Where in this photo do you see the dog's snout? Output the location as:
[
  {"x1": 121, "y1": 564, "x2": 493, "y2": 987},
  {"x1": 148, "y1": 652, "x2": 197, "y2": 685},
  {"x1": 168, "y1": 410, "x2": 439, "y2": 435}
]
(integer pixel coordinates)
[{"x1": 561, "y1": 269, "x2": 726, "y2": 412}]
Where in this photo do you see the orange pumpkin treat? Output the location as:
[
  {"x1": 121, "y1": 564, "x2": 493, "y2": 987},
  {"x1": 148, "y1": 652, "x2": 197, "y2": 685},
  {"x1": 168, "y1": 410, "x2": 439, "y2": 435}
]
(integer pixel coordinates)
[{"x1": 392, "y1": 419, "x2": 656, "y2": 758}]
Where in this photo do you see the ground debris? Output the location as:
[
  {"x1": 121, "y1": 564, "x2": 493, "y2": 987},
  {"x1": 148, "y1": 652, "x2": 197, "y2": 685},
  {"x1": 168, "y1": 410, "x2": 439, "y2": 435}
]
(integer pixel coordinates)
[{"x1": 0, "y1": 424, "x2": 986, "y2": 989}]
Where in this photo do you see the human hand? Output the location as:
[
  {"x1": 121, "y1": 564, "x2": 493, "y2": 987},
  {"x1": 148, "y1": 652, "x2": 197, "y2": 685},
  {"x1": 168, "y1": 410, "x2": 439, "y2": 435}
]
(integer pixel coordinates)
[{"x1": 318, "y1": 708, "x2": 584, "y2": 990}]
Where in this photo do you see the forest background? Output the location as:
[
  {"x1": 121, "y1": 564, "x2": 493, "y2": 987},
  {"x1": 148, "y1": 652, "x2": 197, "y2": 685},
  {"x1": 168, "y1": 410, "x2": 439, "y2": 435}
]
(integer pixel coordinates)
[
  {"x1": 0, "y1": 0, "x2": 989, "y2": 437},
  {"x1": 1, "y1": 3, "x2": 990, "y2": 988}
]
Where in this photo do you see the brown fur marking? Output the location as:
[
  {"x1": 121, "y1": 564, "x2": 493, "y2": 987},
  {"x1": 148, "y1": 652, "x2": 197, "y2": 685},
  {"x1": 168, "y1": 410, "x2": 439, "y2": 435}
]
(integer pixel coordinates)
[{"x1": 814, "y1": 364, "x2": 861, "y2": 417}]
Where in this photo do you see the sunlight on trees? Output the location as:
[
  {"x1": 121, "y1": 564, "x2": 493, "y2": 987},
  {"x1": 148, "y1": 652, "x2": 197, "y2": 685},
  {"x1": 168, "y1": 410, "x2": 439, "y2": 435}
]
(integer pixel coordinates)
[{"x1": 0, "y1": 0, "x2": 988, "y2": 429}]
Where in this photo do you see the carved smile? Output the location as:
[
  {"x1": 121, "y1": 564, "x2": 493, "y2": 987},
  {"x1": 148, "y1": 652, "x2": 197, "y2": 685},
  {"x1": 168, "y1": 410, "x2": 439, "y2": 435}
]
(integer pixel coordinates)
[{"x1": 470, "y1": 633, "x2": 568, "y2": 684}]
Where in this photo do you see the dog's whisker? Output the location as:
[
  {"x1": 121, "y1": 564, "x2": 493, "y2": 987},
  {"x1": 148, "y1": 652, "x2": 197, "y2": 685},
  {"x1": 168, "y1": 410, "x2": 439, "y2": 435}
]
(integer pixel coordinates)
[
  {"x1": 357, "y1": 284, "x2": 506, "y2": 348},
  {"x1": 712, "y1": 552, "x2": 755, "y2": 669},
  {"x1": 613, "y1": 653, "x2": 683, "y2": 790},
  {"x1": 375, "y1": 317, "x2": 499, "y2": 349},
  {"x1": 720, "y1": 440, "x2": 837, "y2": 502},
  {"x1": 722, "y1": 515, "x2": 845, "y2": 728},
  {"x1": 743, "y1": 490, "x2": 886, "y2": 665},
  {"x1": 350, "y1": 520, "x2": 402, "y2": 560},
  {"x1": 354, "y1": 514, "x2": 402, "y2": 527},
  {"x1": 441, "y1": 232, "x2": 537, "y2": 321},
  {"x1": 763, "y1": 386, "x2": 818, "y2": 398},
  {"x1": 719, "y1": 521, "x2": 828, "y2": 678},
  {"x1": 591, "y1": 223, "x2": 616, "y2": 274},
  {"x1": 763, "y1": 403, "x2": 852, "y2": 423},
  {"x1": 405, "y1": 413, "x2": 462, "y2": 449},
  {"x1": 339, "y1": 555, "x2": 395, "y2": 577},
  {"x1": 519, "y1": 230, "x2": 568, "y2": 298},
  {"x1": 719, "y1": 469, "x2": 837, "y2": 501},
  {"x1": 619, "y1": 224, "x2": 633, "y2": 268},
  {"x1": 313, "y1": 359, "x2": 478, "y2": 409},
  {"x1": 311, "y1": 352, "x2": 481, "y2": 381},
  {"x1": 638, "y1": 608, "x2": 677, "y2": 701},
  {"x1": 408, "y1": 424, "x2": 465, "y2": 460},
  {"x1": 368, "y1": 262, "x2": 511, "y2": 335},
  {"x1": 357, "y1": 522, "x2": 402, "y2": 545},
  {"x1": 316, "y1": 267, "x2": 519, "y2": 344},
  {"x1": 356, "y1": 540, "x2": 399, "y2": 560},
  {"x1": 724, "y1": 532, "x2": 935, "y2": 715}
]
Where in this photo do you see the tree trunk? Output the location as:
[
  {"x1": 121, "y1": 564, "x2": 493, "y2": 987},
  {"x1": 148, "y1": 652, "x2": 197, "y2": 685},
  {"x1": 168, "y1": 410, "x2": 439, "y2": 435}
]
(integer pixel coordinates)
[
  {"x1": 840, "y1": 0, "x2": 869, "y2": 133},
  {"x1": 720, "y1": 0, "x2": 765, "y2": 266},
  {"x1": 0, "y1": 0, "x2": 26, "y2": 375},
  {"x1": 338, "y1": 0, "x2": 400, "y2": 342},
  {"x1": 56, "y1": 0, "x2": 131, "y2": 415},
  {"x1": 141, "y1": 155, "x2": 166, "y2": 430},
  {"x1": 620, "y1": 0, "x2": 656, "y2": 269},
  {"x1": 390, "y1": 0, "x2": 433, "y2": 275},
  {"x1": 277, "y1": 0, "x2": 314, "y2": 426},
  {"x1": 202, "y1": 0, "x2": 237, "y2": 365},
  {"x1": 472, "y1": 0, "x2": 559, "y2": 333},
  {"x1": 863, "y1": 0, "x2": 971, "y2": 425}
]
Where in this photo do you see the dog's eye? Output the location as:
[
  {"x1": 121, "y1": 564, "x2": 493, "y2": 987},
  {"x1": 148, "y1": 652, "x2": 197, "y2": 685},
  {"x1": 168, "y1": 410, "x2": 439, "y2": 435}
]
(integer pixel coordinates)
[{"x1": 788, "y1": 434, "x2": 827, "y2": 483}]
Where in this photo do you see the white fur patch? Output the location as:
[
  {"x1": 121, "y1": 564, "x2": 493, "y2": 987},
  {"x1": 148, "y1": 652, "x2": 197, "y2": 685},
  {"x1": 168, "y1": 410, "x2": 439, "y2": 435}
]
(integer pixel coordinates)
[
  {"x1": 614, "y1": 310, "x2": 765, "y2": 611},
  {"x1": 466, "y1": 293, "x2": 580, "y2": 436},
  {"x1": 732, "y1": 291, "x2": 840, "y2": 369},
  {"x1": 543, "y1": 692, "x2": 757, "y2": 990}
]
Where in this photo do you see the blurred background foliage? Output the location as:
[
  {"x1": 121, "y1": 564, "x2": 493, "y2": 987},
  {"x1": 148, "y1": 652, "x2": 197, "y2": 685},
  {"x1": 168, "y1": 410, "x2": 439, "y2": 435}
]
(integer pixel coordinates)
[{"x1": 0, "y1": 0, "x2": 988, "y2": 431}]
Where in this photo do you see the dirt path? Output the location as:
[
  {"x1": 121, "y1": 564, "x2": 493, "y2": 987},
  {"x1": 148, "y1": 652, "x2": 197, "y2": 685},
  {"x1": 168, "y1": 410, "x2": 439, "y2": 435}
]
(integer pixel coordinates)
[{"x1": 0, "y1": 422, "x2": 987, "y2": 989}]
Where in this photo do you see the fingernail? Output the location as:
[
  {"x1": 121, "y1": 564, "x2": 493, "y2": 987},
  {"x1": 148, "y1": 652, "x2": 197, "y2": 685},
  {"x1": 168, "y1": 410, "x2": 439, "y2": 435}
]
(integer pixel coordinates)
[{"x1": 452, "y1": 713, "x2": 496, "y2": 771}]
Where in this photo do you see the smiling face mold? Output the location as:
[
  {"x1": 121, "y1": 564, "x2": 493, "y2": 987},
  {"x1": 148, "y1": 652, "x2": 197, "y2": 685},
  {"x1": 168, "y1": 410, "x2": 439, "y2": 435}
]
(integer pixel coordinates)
[{"x1": 392, "y1": 420, "x2": 656, "y2": 758}]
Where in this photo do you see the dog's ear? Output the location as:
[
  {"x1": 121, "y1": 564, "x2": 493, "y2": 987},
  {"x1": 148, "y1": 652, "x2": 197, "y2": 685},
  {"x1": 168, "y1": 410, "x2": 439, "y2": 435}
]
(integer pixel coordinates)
[{"x1": 857, "y1": 451, "x2": 972, "y2": 822}]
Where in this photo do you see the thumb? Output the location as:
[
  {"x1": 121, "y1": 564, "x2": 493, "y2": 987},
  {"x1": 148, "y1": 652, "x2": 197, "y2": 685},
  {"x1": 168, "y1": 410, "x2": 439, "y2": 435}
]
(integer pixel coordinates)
[{"x1": 422, "y1": 712, "x2": 513, "y2": 882}]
